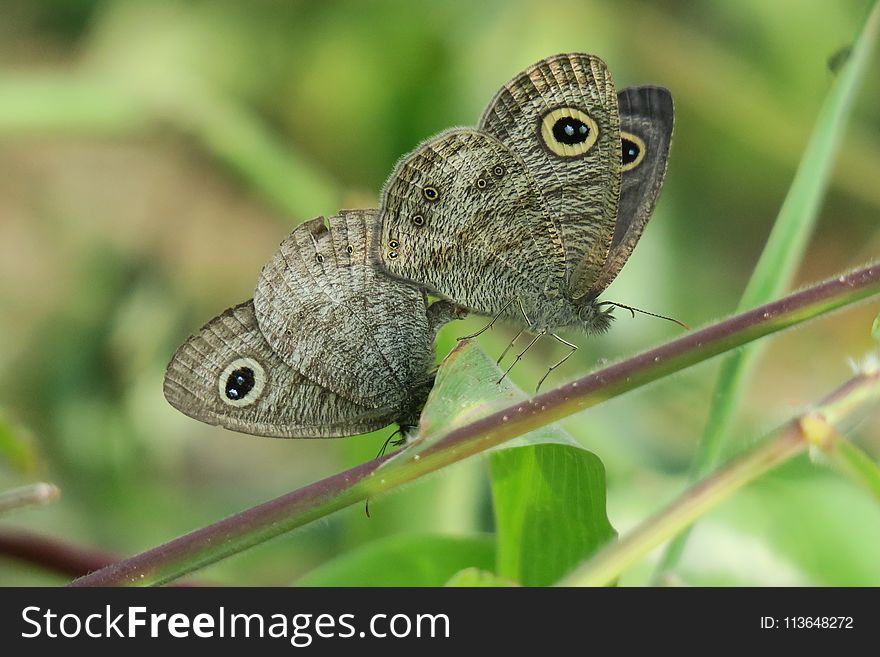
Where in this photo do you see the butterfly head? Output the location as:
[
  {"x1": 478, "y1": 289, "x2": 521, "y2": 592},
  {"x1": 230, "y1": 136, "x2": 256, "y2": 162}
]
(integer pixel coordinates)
[{"x1": 575, "y1": 299, "x2": 615, "y2": 335}]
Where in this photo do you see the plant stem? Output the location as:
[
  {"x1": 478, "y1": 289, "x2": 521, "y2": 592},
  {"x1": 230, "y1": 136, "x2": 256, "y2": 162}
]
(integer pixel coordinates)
[
  {"x1": 0, "y1": 483, "x2": 60, "y2": 514},
  {"x1": 655, "y1": 0, "x2": 880, "y2": 579},
  {"x1": 561, "y1": 369, "x2": 880, "y2": 587},
  {"x1": 822, "y1": 434, "x2": 880, "y2": 503},
  {"x1": 0, "y1": 530, "x2": 206, "y2": 585},
  {"x1": 71, "y1": 263, "x2": 880, "y2": 586},
  {"x1": 0, "y1": 530, "x2": 118, "y2": 579}
]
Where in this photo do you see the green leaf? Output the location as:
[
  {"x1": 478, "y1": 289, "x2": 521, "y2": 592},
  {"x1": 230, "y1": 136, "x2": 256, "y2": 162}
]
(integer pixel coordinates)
[
  {"x1": 445, "y1": 567, "x2": 518, "y2": 587},
  {"x1": 657, "y1": 0, "x2": 880, "y2": 577},
  {"x1": 295, "y1": 533, "x2": 495, "y2": 587},
  {"x1": 491, "y1": 444, "x2": 615, "y2": 586},
  {"x1": 400, "y1": 341, "x2": 581, "y2": 462},
  {"x1": 871, "y1": 311, "x2": 880, "y2": 343},
  {"x1": 397, "y1": 341, "x2": 615, "y2": 586},
  {"x1": 380, "y1": 343, "x2": 616, "y2": 587}
]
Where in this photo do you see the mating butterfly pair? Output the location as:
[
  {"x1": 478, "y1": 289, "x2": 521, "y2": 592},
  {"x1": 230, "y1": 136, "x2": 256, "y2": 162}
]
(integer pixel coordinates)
[{"x1": 164, "y1": 54, "x2": 673, "y2": 439}]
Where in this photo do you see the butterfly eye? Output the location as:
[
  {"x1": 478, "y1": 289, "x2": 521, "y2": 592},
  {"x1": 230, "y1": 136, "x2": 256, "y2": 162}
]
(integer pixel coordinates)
[
  {"x1": 218, "y1": 357, "x2": 266, "y2": 407},
  {"x1": 620, "y1": 132, "x2": 646, "y2": 171},
  {"x1": 475, "y1": 177, "x2": 487, "y2": 190},
  {"x1": 422, "y1": 186, "x2": 440, "y2": 202},
  {"x1": 539, "y1": 107, "x2": 599, "y2": 158},
  {"x1": 411, "y1": 214, "x2": 425, "y2": 226},
  {"x1": 388, "y1": 250, "x2": 399, "y2": 259},
  {"x1": 315, "y1": 253, "x2": 324, "y2": 264},
  {"x1": 388, "y1": 239, "x2": 400, "y2": 249},
  {"x1": 492, "y1": 165, "x2": 505, "y2": 177},
  {"x1": 346, "y1": 245, "x2": 353, "y2": 254}
]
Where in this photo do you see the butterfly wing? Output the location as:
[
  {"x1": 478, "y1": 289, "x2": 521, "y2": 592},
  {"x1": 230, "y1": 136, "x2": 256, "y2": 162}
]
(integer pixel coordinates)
[
  {"x1": 163, "y1": 301, "x2": 393, "y2": 438},
  {"x1": 379, "y1": 128, "x2": 564, "y2": 316},
  {"x1": 585, "y1": 86, "x2": 674, "y2": 299},
  {"x1": 479, "y1": 53, "x2": 621, "y2": 301},
  {"x1": 253, "y1": 209, "x2": 435, "y2": 409}
]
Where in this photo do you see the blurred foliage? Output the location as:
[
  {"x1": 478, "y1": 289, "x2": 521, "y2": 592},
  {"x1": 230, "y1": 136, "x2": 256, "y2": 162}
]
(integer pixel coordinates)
[
  {"x1": 0, "y1": 0, "x2": 879, "y2": 586},
  {"x1": 296, "y1": 534, "x2": 495, "y2": 587}
]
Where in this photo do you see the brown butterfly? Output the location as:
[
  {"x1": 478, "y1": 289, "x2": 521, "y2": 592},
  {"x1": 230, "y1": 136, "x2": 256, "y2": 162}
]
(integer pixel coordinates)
[
  {"x1": 164, "y1": 209, "x2": 464, "y2": 438},
  {"x1": 377, "y1": 53, "x2": 673, "y2": 387}
]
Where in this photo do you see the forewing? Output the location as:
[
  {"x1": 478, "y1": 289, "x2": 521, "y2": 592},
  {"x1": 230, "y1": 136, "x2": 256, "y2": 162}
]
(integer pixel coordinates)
[
  {"x1": 479, "y1": 53, "x2": 621, "y2": 300},
  {"x1": 379, "y1": 128, "x2": 562, "y2": 315}
]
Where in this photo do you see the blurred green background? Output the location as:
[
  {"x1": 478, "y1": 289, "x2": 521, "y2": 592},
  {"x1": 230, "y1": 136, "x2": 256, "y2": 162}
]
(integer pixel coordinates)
[{"x1": 1, "y1": 0, "x2": 879, "y2": 586}]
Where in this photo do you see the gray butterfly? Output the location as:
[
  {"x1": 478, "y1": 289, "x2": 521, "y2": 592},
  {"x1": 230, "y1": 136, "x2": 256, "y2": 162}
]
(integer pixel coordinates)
[
  {"x1": 164, "y1": 209, "x2": 463, "y2": 438},
  {"x1": 377, "y1": 53, "x2": 673, "y2": 386}
]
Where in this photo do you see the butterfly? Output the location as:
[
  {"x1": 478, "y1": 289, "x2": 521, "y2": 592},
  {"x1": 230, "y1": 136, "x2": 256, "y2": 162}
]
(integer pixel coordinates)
[
  {"x1": 164, "y1": 209, "x2": 464, "y2": 438},
  {"x1": 377, "y1": 53, "x2": 673, "y2": 387}
]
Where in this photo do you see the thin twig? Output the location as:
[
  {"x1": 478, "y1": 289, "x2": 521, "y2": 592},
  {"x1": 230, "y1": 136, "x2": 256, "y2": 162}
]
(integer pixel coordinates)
[
  {"x1": 560, "y1": 368, "x2": 880, "y2": 586},
  {"x1": 70, "y1": 263, "x2": 880, "y2": 586},
  {"x1": 0, "y1": 482, "x2": 60, "y2": 514}
]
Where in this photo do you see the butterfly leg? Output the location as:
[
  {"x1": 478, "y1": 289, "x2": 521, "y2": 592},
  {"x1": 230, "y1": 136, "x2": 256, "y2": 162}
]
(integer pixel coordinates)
[
  {"x1": 497, "y1": 328, "x2": 526, "y2": 365},
  {"x1": 366, "y1": 428, "x2": 408, "y2": 518},
  {"x1": 535, "y1": 334, "x2": 578, "y2": 393},
  {"x1": 457, "y1": 299, "x2": 514, "y2": 340},
  {"x1": 496, "y1": 329, "x2": 546, "y2": 385},
  {"x1": 517, "y1": 298, "x2": 533, "y2": 326},
  {"x1": 496, "y1": 299, "x2": 535, "y2": 364}
]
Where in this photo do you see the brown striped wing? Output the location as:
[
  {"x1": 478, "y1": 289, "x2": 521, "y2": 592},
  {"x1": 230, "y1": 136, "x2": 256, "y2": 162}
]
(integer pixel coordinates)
[
  {"x1": 253, "y1": 209, "x2": 437, "y2": 409},
  {"x1": 479, "y1": 53, "x2": 621, "y2": 301},
  {"x1": 379, "y1": 128, "x2": 563, "y2": 317},
  {"x1": 163, "y1": 301, "x2": 393, "y2": 438}
]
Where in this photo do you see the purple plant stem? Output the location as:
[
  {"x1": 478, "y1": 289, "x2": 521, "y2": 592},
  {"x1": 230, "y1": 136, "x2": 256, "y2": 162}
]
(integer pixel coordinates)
[
  {"x1": 0, "y1": 530, "x2": 206, "y2": 586},
  {"x1": 70, "y1": 263, "x2": 880, "y2": 586},
  {"x1": 0, "y1": 530, "x2": 117, "y2": 579}
]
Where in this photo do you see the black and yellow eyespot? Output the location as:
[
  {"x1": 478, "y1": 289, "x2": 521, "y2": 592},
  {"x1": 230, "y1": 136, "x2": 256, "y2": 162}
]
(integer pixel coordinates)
[
  {"x1": 315, "y1": 253, "x2": 324, "y2": 264},
  {"x1": 539, "y1": 107, "x2": 599, "y2": 158},
  {"x1": 620, "y1": 132, "x2": 646, "y2": 171},
  {"x1": 346, "y1": 245, "x2": 353, "y2": 254},
  {"x1": 388, "y1": 250, "x2": 399, "y2": 259},
  {"x1": 493, "y1": 165, "x2": 505, "y2": 177},
  {"x1": 475, "y1": 177, "x2": 487, "y2": 190},
  {"x1": 388, "y1": 239, "x2": 400, "y2": 249},
  {"x1": 422, "y1": 186, "x2": 439, "y2": 202},
  {"x1": 411, "y1": 214, "x2": 425, "y2": 226},
  {"x1": 218, "y1": 357, "x2": 266, "y2": 407}
]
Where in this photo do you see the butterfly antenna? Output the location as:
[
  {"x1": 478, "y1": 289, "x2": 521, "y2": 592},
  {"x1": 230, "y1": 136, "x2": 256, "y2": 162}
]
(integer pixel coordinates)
[{"x1": 597, "y1": 301, "x2": 689, "y2": 330}]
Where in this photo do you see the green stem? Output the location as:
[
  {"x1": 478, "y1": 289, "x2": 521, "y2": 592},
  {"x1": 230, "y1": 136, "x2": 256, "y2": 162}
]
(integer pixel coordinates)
[
  {"x1": 70, "y1": 263, "x2": 880, "y2": 586},
  {"x1": 823, "y1": 435, "x2": 880, "y2": 503},
  {"x1": 655, "y1": 0, "x2": 880, "y2": 579},
  {"x1": 561, "y1": 369, "x2": 880, "y2": 587},
  {"x1": 0, "y1": 483, "x2": 60, "y2": 515}
]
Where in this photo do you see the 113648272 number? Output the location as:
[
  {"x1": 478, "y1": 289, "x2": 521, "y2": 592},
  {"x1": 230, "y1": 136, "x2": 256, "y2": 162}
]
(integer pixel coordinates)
[{"x1": 785, "y1": 617, "x2": 853, "y2": 629}]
